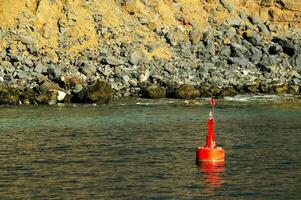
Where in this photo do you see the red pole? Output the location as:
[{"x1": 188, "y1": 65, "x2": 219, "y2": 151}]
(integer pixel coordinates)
[{"x1": 205, "y1": 112, "x2": 216, "y2": 149}]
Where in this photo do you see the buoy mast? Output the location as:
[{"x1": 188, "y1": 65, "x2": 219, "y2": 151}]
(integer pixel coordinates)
[{"x1": 196, "y1": 98, "x2": 225, "y2": 163}]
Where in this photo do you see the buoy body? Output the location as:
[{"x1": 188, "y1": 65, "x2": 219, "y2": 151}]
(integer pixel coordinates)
[
  {"x1": 196, "y1": 99, "x2": 225, "y2": 163},
  {"x1": 196, "y1": 147, "x2": 225, "y2": 162}
]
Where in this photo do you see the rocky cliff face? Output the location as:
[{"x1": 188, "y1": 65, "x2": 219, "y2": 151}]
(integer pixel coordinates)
[{"x1": 0, "y1": 0, "x2": 301, "y2": 104}]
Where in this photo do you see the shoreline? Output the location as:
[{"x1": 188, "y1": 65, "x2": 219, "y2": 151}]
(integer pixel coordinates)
[{"x1": 0, "y1": 94, "x2": 301, "y2": 107}]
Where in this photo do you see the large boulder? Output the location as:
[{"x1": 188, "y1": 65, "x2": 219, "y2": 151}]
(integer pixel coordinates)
[
  {"x1": 175, "y1": 84, "x2": 200, "y2": 99},
  {"x1": 20, "y1": 88, "x2": 36, "y2": 105},
  {"x1": 78, "y1": 80, "x2": 112, "y2": 103},
  {"x1": 0, "y1": 84, "x2": 20, "y2": 105},
  {"x1": 145, "y1": 84, "x2": 166, "y2": 99}
]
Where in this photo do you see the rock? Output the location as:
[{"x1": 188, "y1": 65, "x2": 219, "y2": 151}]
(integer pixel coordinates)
[
  {"x1": 145, "y1": 84, "x2": 166, "y2": 99},
  {"x1": 38, "y1": 81, "x2": 61, "y2": 94},
  {"x1": 228, "y1": 57, "x2": 250, "y2": 67},
  {"x1": 47, "y1": 64, "x2": 62, "y2": 80},
  {"x1": 103, "y1": 55, "x2": 124, "y2": 66},
  {"x1": 291, "y1": 53, "x2": 301, "y2": 72},
  {"x1": 231, "y1": 43, "x2": 248, "y2": 58},
  {"x1": 78, "y1": 80, "x2": 112, "y2": 103},
  {"x1": 245, "y1": 83, "x2": 259, "y2": 94},
  {"x1": 248, "y1": 15, "x2": 261, "y2": 25},
  {"x1": 269, "y1": 43, "x2": 283, "y2": 55},
  {"x1": 24, "y1": 58, "x2": 34, "y2": 67},
  {"x1": 79, "y1": 62, "x2": 97, "y2": 76},
  {"x1": 20, "y1": 88, "x2": 36, "y2": 104},
  {"x1": 129, "y1": 50, "x2": 146, "y2": 65},
  {"x1": 243, "y1": 30, "x2": 262, "y2": 46},
  {"x1": 35, "y1": 62, "x2": 48, "y2": 74},
  {"x1": 272, "y1": 37, "x2": 295, "y2": 56},
  {"x1": 219, "y1": 46, "x2": 231, "y2": 58},
  {"x1": 258, "y1": 23, "x2": 269, "y2": 35},
  {"x1": 190, "y1": 28, "x2": 202, "y2": 45},
  {"x1": 61, "y1": 75, "x2": 82, "y2": 89},
  {"x1": 175, "y1": 84, "x2": 200, "y2": 99},
  {"x1": 56, "y1": 90, "x2": 67, "y2": 101},
  {"x1": 15, "y1": 70, "x2": 28, "y2": 79},
  {"x1": 166, "y1": 30, "x2": 183, "y2": 46},
  {"x1": 209, "y1": 85, "x2": 222, "y2": 96},
  {"x1": 35, "y1": 90, "x2": 57, "y2": 105},
  {"x1": 287, "y1": 85, "x2": 299, "y2": 94},
  {"x1": 20, "y1": 35, "x2": 35, "y2": 45},
  {"x1": 261, "y1": 0, "x2": 274, "y2": 7},
  {"x1": 249, "y1": 46, "x2": 262, "y2": 64},
  {"x1": 220, "y1": 0, "x2": 234, "y2": 12},
  {"x1": 220, "y1": 87, "x2": 237, "y2": 97},
  {"x1": 273, "y1": 83, "x2": 288, "y2": 94},
  {"x1": 225, "y1": 27, "x2": 237, "y2": 39},
  {"x1": 226, "y1": 17, "x2": 242, "y2": 27},
  {"x1": 138, "y1": 73, "x2": 149, "y2": 83},
  {"x1": 129, "y1": 79, "x2": 138, "y2": 87},
  {"x1": 73, "y1": 84, "x2": 83, "y2": 94},
  {"x1": 0, "y1": 84, "x2": 20, "y2": 105}
]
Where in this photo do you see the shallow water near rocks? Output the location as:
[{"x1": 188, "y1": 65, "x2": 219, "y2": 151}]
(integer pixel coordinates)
[{"x1": 0, "y1": 97, "x2": 300, "y2": 199}]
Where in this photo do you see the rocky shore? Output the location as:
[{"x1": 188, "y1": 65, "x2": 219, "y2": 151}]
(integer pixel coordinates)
[{"x1": 0, "y1": 0, "x2": 301, "y2": 105}]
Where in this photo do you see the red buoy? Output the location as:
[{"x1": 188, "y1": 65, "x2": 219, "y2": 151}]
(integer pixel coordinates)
[{"x1": 196, "y1": 98, "x2": 225, "y2": 163}]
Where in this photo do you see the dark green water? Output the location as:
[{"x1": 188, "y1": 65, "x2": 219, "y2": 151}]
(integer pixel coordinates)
[{"x1": 0, "y1": 99, "x2": 300, "y2": 199}]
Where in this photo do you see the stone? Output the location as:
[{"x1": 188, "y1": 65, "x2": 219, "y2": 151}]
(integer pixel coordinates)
[
  {"x1": 129, "y1": 79, "x2": 138, "y2": 87},
  {"x1": 243, "y1": 30, "x2": 262, "y2": 46},
  {"x1": 35, "y1": 62, "x2": 48, "y2": 74},
  {"x1": 219, "y1": 46, "x2": 231, "y2": 58},
  {"x1": 78, "y1": 80, "x2": 112, "y2": 103},
  {"x1": 220, "y1": 87, "x2": 237, "y2": 97},
  {"x1": 249, "y1": 48, "x2": 261, "y2": 64},
  {"x1": 175, "y1": 84, "x2": 200, "y2": 99},
  {"x1": 47, "y1": 64, "x2": 62, "y2": 80},
  {"x1": 56, "y1": 90, "x2": 67, "y2": 101},
  {"x1": 273, "y1": 83, "x2": 288, "y2": 94},
  {"x1": 61, "y1": 75, "x2": 82, "y2": 89},
  {"x1": 231, "y1": 43, "x2": 248, "y2": 58},
  {"x1": 24, "y1": 58, "x2": 34, "y2": 67},
  {"x1": 269, "y1": 43, "x2": 283, "y2": 55},
  {"x1": 139, "y1": 74, "x2": 148, "y2": 83},
  {"x1": 226, "y1": 17, "x2": 242, "y2": 27},
  {"x1": 0, "y1": 84, "x2": 20, "y2": 105},
  {"x1": 35, "y1": 90, "x2": 57, "y2": 105},
  {"x1": 272, "y1": 37, "x2": 295, "y2": 56},
  {"x1": 20, "y1": 35, "x2": 35, "y2": 45},
  {"x1": 38, "y1": 81, "x2": 61, "y2": 94},
  {"x1": 166, "y1": 30, "x2": 183, "y2": 46},
  {"x1": 73, "y1": 84, "x2": 83, "y2": 94},
  {"x1": 291, "y1": 53, "x2": 301, "y2": 72},
  {"x1": 145, "y1": 84, "x2": 166, "y2": 99},
  {"x1": 15, "y1": 70, "x2": 28, "y2": 79},
  {"x1": 261, "y1": 0, "x2": 274, "y2": 7},
  {"x1": 258, "y1": 23, "x2": 270, "y2": 35},
  {"x1": 287, "y1": 85, "x2": 299, "y2": 94},
  {"x1": 220, "y1": 0, "x2": 234, "y2": 12},
  {"x1": 104, "y1": 55, "x2": 124, "y2": 66},
  {"x1": 129, "y1": 50, "x2": 146, "y2": 65},
  {"x1": 248, "y1": 15, "x2": 261, "y2": 25},
  {"x1": 225, "y1": 27, "x2": 237, "y2": 39},
  {"x1": 190, "y1": 28, "x2": 202, "y2": 45},
  {"x1": 20, "y1": 88, "x2": 36, "y2": 104},
  {"x1": 79, "y1": 62, "x2": 97, "y2": 76}
]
